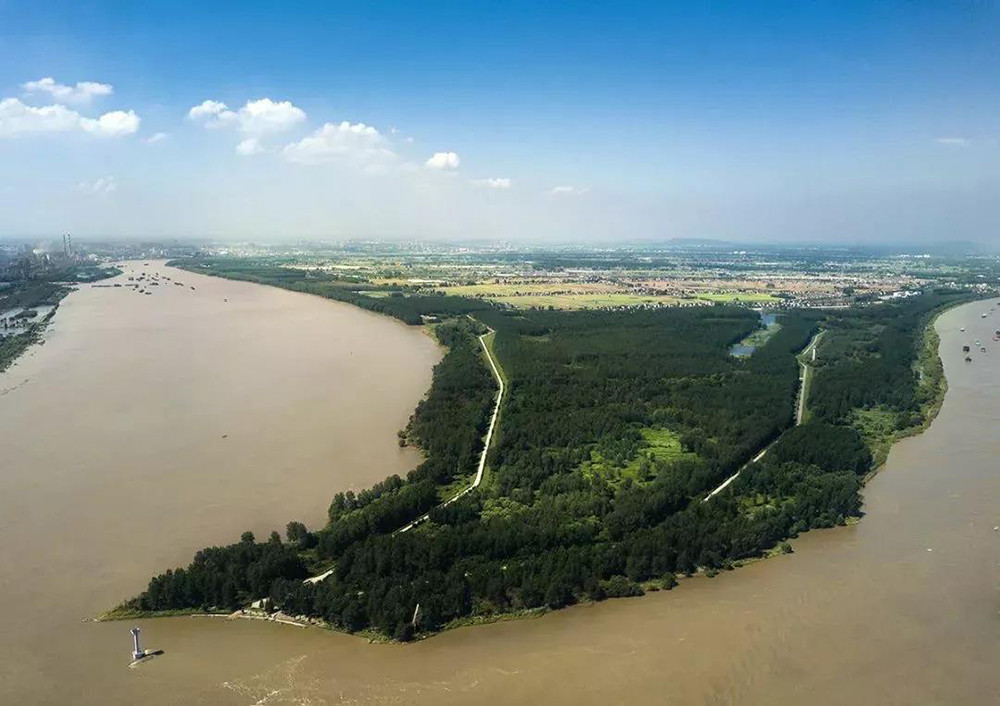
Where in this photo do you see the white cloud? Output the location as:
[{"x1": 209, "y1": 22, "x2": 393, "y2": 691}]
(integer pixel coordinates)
[
  {"x1": 283, "y1": 121, "x2": 395, "y2": 165},
  {"x1": 80, "y1": 110, "x2": 140, "y2": 137},
  {"x1": 0, "y1": 98, "x2": 81, "y2": 135},
  {"x1": 425, "y1": 151, "x2": 461, "y2": 170},
  {"x1": 238, "y1": 98, "x2": 306, "y2": 135},
  {"x1": 236, "y1": 137, "x2": 264, "y2": 156},
  {"x1": 22, "y1": 77, "x2": 113, "y2": 104},
  {"x1": 77, "y1": 176, "x2": 118, "y2": 195},
  {"x1": 934, "y1": 137, "x2": 969, "y2": 146},
  {"x1": 549, "y1": 185, "x2": 588, "y2": 196},
  {"x1": 0, "y1": 98, "x2": 139, "y2": 137},
  {"x1": 188, "y1": 97, "x2": 306, "y2": 135},
  {"x1": 146, "y1": 131, "x2": 168, "y2": 144},
  {"x1": 472, "y1": 177, "x2": 512, "y2": 189},
  {"x1": 188, "y1": 99, "x2": 231, "y2": 120}
]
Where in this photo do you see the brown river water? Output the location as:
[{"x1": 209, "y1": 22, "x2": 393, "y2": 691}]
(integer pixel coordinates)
[{"x1": 0, "y1": 267, "x2": 997, "y2": 704}]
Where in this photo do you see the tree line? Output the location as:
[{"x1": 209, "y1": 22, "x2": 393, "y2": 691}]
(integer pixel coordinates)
[{"x1": 125, "y1": 260, "x2": 973, "y2": 639}]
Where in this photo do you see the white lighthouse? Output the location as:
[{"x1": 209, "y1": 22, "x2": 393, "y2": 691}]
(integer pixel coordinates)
[{"x1": 130, "y1": 627, "x2": 144, "y2": 661}]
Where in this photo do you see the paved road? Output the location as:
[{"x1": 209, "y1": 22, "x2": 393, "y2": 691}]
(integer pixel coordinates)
[
  {"x1": 305, "y1": 328, "x2": 505, "y2": 583},
  {"x1": 396, "y1": 329, "x2": 504, "y2": 533},
  {"x1": 795, "y1": 331, "x2": 823, "y2": 425},
  {"x1": 704, "y1": 329, "x2": 822, "y2": 501}
]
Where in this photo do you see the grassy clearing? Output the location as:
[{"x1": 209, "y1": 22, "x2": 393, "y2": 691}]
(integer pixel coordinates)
[
  {"x1": 637, "y1": 428, "x2": 692, "y2": 463},
  {"x1": 97, "y1": 606, "x2": 230, "y2": 621},
  {"x1": 851, "y1": 407, "x2": 900, "y2": 468},
  {"x1": 436, "y1": 472, "x2": 477, "y2": 503},
  {"x1": 580, "y1": 427, "x2": 695, "y2": 486}
]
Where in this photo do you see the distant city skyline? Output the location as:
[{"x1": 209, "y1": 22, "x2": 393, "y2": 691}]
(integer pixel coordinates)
[{"x1": 1, "y1": 1, "x2": 998, "y2": 243}]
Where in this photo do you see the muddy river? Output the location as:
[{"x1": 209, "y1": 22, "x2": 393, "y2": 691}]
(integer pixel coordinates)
[{"x1": 0, "y1": 273, "x2": 995, "y2": 704}]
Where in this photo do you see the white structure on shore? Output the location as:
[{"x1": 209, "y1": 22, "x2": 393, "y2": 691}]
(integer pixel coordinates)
[{"x1": 130, "y1": 627, "x2": 143, "y2": 661}]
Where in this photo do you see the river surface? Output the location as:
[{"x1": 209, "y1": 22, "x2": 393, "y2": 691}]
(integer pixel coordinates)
[
  {"x1": 0, "y1": 262, "x2": 441, "y2": 704},
  {"x1": 1, "y1": 280, "x2": 997, "y2": 704}
]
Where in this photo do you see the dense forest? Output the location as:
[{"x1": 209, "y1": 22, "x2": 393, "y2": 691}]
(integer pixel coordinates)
[
  {"x1": 807, "y1": 290, "x2": 971, "y2": 460},
  {"x1": 121, "y1": 261, "x2": 974, "y2": 639}
]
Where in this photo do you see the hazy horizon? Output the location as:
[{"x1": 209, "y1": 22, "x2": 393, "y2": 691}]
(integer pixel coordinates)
[{"x1": 1, "y1": 1, "x2": 998, "y2": 244}]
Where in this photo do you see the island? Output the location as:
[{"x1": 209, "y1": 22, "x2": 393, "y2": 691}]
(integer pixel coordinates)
[{"x1": 105, "y1": 255, "x2": 979, "y2": 641}]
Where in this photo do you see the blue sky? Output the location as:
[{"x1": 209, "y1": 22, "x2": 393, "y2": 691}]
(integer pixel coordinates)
[{"x1": 0, "y1": 1, "x2": 998, "y2": 243}]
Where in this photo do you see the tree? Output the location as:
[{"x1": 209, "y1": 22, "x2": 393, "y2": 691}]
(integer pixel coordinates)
[{"x1": 285, "y1": 521, "x2": 308, "y2": 544}]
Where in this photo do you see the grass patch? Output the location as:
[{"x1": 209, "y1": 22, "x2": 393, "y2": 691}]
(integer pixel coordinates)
[
  {"x1": 637, "y1": 427, "x2": 692, "y2": 463},
  {"x1": 436, "y1": 472, "x2": 476, "y2": 503},
  {"x1": 96, "y1": 606, "x2": 230, "y2": 621},
  {"x1": 580, "y1": 427, "x2": 695, "y2": 486}
]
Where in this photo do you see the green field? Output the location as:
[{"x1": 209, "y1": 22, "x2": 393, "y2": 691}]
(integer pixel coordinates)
[
  {"x1": 481, "y1": 293, "x2": 685, "y2": 310},
  {"x1": 425, "y1": 283, "x2": 777, "y2": 310},
  {"x1": 580, "y1": 427, "x2": 695, "y2": 486}
]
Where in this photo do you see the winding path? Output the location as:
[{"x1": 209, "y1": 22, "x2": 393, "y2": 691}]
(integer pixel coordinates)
[
  {"x1": 704, "y1": 329, "x2": 823, "y2": 501},
  {"x1": 396, "y1": 329, "x2": 504, "y2": 532},
  {"x1": 306, "y1": 328, "x2": 505, "y2": 583}
]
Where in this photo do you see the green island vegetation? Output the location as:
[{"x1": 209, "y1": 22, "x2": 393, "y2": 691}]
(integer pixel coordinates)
[
  {"x1": 0, "y1": 264, "x2": 121, "y2": 373},
  {"x1": 807, "y1": 290, "x2": 966, "y2": 468},
  {"x1": 106, "y1": 259, "x2": 975, "y2": 641},
  {"x1": 0, "y1": 283, "x2": 68, "y2": 373}
]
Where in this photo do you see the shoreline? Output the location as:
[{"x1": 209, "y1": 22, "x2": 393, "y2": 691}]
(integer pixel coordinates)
[
  {"x1": 99, "y1": 277, "x2": 981, "y2": 642},
  {"x1": 1, "y1": 266, "x2": 121, "y2": 375},
  {"x1": 0, "y1": 301, "x2": 60, "y2": 375},
  {"x1": 860, "y1": 300, "x2": 961, "y2": 482}
]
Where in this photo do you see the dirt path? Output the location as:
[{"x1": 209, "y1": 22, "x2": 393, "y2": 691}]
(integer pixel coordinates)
[
  {"x1": 396, "y1": 329, "x2": 504, "y2": 532},
  {"x1": 704, "y1": 329, "x2": 822, "y2": 501}
]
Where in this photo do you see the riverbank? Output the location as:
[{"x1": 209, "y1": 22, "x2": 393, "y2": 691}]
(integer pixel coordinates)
[
  {"x1": 1, "y1": 266, "x2": 124, "y2": 373},
  {"x1": 0, "y1": 260, "x2": 445, "y2": 704},
  {"x1": 102, "y1": 269, "x2": 985, "y2": 645},
  {"x1": 858, "y1": 300, "x2": 965, "y2": 476},
  {"x1": 12, "y1": 295, "x2": 999, "y2": 705},
  {"x1": 0, "y1": 303, "x2": 58, "y2": 373}
]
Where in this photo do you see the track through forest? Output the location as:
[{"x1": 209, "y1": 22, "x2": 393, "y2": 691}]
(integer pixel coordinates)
[
  {"x1": 704, "y1": 329, "x2": 823, "y2": 501},
  {"x1": 395, "y1": 328, "x2": 505, "y2": 533},
  {"x1": 305, "y1": 326, "x2": 504, "y2": 583}
]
